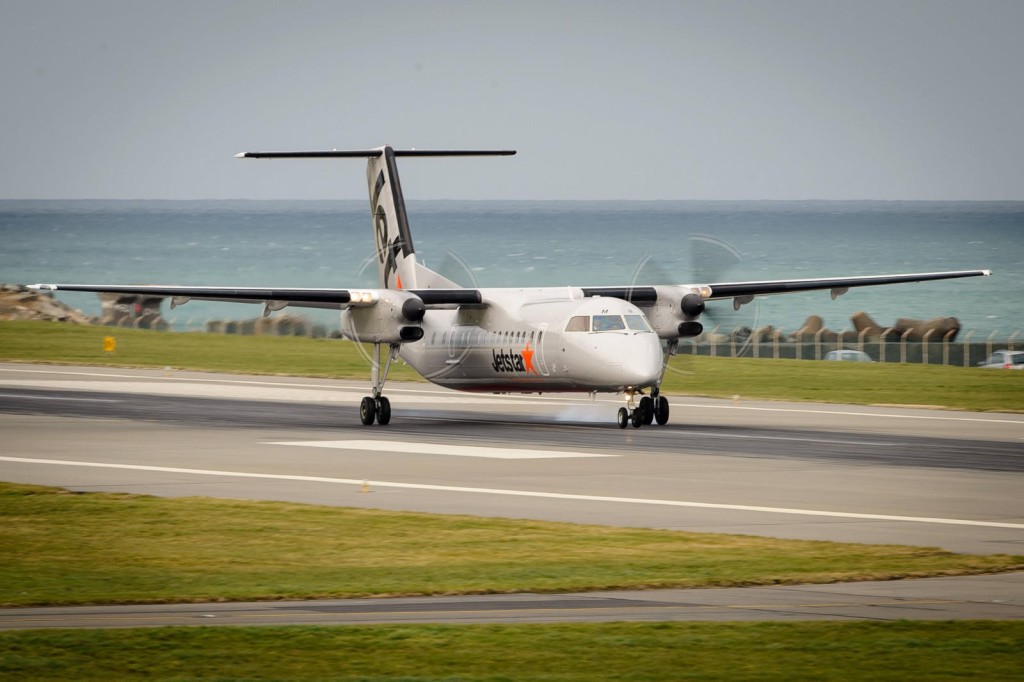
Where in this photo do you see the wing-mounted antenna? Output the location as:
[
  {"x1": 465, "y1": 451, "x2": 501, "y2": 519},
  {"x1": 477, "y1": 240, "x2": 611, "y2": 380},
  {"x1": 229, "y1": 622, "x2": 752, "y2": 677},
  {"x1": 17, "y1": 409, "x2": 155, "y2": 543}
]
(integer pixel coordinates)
[{"x1": 236, "y1": 147, "x2": 515, "y2": 290}]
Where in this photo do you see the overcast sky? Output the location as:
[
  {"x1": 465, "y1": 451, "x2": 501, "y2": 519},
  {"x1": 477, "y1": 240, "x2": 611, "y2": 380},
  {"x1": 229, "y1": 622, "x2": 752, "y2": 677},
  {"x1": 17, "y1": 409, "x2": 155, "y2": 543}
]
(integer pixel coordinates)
[{"x1": 2, "y1": 0, "x2": 1022, "y2": 200}]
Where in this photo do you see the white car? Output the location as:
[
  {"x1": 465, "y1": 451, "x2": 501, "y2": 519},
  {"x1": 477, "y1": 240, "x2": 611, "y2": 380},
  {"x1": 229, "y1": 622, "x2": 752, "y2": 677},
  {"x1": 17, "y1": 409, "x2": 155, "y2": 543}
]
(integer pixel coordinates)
[
  {"x1": 823, "y1": 349, "x2": 874, "y2": 362},
  {"x1": 978, "y1": 350, "x2": 1024, "y2": 369}
]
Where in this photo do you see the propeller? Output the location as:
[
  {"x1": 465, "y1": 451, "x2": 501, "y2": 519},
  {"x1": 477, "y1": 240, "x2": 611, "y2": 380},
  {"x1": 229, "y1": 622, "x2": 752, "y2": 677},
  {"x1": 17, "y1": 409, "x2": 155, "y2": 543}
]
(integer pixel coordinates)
[
  {"x1": 435, "y1": 250, "x2": 481, "y2": 289},
  {"x1": 629, "y1": 234, "x2": 763, "y2": 379},
  {"x1": 689, "y1": 234, "x2": 762, "y2": 342}
]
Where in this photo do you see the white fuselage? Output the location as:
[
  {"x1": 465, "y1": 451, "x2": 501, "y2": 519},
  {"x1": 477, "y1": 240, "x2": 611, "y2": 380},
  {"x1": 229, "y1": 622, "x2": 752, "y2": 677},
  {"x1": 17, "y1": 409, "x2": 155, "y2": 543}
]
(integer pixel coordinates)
[{"x1": 396, "y1": 287, "x2": 664, "y2": 393}]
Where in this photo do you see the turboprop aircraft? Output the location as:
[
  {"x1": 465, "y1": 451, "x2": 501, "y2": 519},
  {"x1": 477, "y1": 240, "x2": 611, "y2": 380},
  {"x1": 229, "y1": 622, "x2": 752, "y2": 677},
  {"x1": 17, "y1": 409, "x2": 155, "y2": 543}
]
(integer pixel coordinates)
[{"x1": 30, "y1": 146, "x2": 992, "y2": 428}]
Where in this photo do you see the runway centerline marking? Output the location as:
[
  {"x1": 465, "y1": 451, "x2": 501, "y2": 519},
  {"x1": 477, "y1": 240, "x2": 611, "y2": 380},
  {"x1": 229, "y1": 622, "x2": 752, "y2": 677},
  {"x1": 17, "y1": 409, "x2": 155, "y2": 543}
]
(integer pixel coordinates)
[
  {"x1": 266, "y1": 440, "x2": 616, "y2": 459},
  {"x1": 0, "y1": 393, "x2": 121, "y2": 403},
  {"x1": 2, "y1": 456, "x2": 1022, "y2": 530}
]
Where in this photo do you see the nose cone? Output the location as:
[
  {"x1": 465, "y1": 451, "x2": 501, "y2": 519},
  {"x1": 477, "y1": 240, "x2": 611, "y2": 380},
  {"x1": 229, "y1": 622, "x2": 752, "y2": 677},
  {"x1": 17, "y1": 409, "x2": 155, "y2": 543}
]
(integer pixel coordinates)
[
  {"x1": 585, "y1": 333, "x2": 663, "y2": 390},
  {"x1": 620, "y1": 335, "x2": 663, "y2": 387}
]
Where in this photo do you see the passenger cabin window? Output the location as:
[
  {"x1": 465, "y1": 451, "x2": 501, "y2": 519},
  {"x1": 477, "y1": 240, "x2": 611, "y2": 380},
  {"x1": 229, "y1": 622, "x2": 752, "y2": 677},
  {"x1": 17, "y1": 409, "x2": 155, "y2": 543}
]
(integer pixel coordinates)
[
  {"x1": 624, "y1": 315, "x2": 651, "y2": 332},
  {"x1": 565, "y1": 315, "x2": 590, "y2": 332},
  {"x1": 592, "y1": 314, "x2": 626, "y2": 332}
]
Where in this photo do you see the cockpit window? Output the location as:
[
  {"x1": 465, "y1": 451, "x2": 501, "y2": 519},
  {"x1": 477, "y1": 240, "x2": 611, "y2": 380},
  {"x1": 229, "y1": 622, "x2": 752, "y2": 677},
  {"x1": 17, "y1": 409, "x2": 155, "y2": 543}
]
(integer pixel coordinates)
[
  {"x1": 565, "y1": 315, "x2": 590, "y2": 332},
  {"x1": 624, "y1": 314, "x2": 651, "y2": 332},
  {"x1": 592, "y1": 314, "x2": 626, "y2": 332}
]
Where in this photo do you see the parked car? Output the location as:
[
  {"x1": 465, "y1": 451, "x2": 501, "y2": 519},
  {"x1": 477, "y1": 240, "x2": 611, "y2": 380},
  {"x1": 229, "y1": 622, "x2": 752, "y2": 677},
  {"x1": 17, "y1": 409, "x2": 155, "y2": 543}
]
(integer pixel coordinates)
[
  {"x1": 978, "y1": 350, "x2": 1024, "y2": 369},
  {"x1": 823, "y1": 349, "x2": 874, "y2": 362}
]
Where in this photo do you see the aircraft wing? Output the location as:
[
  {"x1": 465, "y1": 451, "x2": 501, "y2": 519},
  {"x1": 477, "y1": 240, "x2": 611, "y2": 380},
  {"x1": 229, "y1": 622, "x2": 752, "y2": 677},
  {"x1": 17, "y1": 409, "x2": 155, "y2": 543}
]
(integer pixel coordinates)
[
  {"x1": 582, "y1": 269, "x2": 992, "y2": 306},
  {"x1": 704, "y1": 269, "x2": 992, "y2": 301},
  {"x1": 27, "y1": 283, "x2": 483, "y2": 313}
]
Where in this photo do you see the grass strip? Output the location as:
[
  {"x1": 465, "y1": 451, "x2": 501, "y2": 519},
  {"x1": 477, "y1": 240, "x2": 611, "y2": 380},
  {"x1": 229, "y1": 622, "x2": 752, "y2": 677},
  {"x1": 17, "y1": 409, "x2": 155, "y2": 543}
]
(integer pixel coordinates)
[
  {"x1": 660, "y1": 353, "x2": 1024, "y2": 412},
  {"x1": 2, "y1": 621, "x2": 1023, "y2": 681},
  {"x1": 1, "y1": 483, "x2": 1019, "y2": 608},
  {"x1": 2, "y1": 320, "x2": 1022, "y2": 411},
  {"x1": 0, "y1": 320, "x2": 421, "y2": 382}
]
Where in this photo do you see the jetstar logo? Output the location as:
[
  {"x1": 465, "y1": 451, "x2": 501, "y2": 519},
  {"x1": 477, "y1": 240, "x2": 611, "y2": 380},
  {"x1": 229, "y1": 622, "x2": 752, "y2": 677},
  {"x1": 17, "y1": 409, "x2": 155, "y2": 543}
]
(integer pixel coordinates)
[
  {"x1": 491, "y1": 343, "x2": 537, "y2": 374},
  {"x1": 371, "y1": 162, "x2": 413, "y2": 290}
]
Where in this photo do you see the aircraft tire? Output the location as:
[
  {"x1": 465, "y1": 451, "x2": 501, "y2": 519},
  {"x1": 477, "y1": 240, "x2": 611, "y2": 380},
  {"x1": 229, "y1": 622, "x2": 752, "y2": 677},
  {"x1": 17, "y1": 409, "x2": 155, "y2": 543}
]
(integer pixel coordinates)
[
  {"x1": 359, "y1": 396, "x2": 376, "y2": 425},
  {"x1": 616, "y1": 407, "x2": 629, "y2": 429},
  {"x1": 639, "y1": 396, "x2": 654, "y2": 425},
  {"x1": 631, "y1": 408, "x2": 643, "y2": 428},
  {"x1": 376, "y1": 396, "x2": 392, "y2": 425},
  {"x1": 654, "y1": 396, "x2": 669, "y2": 425}
]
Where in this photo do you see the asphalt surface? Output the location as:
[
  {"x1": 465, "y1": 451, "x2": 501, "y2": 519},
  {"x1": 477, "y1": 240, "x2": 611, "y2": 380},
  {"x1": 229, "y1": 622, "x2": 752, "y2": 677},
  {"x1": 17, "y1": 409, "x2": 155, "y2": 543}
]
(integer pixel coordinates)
[
  {"x1": 2, "y1": 573, "x2": 1021, "y2": 630},
  {"x1": 1, "y1": 362, "x2": 1022, "y2": 628}
]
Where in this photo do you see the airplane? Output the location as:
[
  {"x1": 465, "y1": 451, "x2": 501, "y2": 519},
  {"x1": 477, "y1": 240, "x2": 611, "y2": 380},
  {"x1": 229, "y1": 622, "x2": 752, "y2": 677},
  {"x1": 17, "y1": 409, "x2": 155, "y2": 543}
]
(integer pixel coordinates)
[{"x1": 30, "y1": 146, "x2": 992, "y2": 428}]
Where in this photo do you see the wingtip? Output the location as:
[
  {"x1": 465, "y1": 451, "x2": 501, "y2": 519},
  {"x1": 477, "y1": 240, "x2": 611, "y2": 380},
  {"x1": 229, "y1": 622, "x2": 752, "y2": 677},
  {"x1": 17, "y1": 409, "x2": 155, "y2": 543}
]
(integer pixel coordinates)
[{"x1": 233, "y1": 152, "x2": 248, "y2": 159}]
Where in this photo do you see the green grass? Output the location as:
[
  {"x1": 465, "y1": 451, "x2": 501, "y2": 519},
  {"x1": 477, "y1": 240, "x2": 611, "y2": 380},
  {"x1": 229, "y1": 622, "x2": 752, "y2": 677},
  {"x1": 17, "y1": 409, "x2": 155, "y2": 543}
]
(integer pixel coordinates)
[
  {"x1": 2, "y1": 320, "x2": 1022, "y2": 411},
  {"x1": 0, "y1": 320, "x2": 421, "y2": 382},
  {"x1": 660, "y1": 354, "x2": 1024, "y2": 412},
  {"x1": 2, "y1": 621, "x2": 1022, "y2": 681},
  {"x1": 1, "y1": 483, "x2": 1019, "y2": 608}
]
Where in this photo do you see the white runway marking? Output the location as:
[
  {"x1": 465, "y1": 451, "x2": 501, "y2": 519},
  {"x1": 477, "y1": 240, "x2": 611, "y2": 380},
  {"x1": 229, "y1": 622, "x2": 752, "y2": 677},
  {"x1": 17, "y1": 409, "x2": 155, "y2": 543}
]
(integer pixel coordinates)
[
  {"x1": 266, "y1": 440, "x2": 616, "y2": 459},
  {"x1": 0, "y1": 393, "x2": 121, "y2": 403},
  {"x1": 2, "y1": 456, "x2": 1022, "y2": 530}
]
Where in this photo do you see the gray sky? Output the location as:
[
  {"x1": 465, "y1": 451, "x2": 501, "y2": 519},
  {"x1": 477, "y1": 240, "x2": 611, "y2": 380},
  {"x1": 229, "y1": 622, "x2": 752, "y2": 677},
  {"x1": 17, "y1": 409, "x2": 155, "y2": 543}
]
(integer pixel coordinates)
[{"x1": 2, "y1": 0, "x2": 1022, "y2": 200}]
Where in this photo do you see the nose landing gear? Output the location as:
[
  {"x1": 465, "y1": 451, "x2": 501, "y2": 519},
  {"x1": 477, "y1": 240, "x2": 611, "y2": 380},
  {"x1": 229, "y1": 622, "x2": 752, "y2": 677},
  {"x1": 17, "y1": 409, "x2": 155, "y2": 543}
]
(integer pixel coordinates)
[{"x1": 616, "y1": 389, "x2": 666, "y2": 429}]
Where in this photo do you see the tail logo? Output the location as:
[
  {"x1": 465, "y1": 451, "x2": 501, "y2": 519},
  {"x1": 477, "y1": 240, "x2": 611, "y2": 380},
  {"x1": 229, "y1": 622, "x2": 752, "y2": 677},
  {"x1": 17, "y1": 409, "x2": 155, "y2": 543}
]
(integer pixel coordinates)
[{"x1": 371, "y1": 169, "x2": 415, "y2": 288}]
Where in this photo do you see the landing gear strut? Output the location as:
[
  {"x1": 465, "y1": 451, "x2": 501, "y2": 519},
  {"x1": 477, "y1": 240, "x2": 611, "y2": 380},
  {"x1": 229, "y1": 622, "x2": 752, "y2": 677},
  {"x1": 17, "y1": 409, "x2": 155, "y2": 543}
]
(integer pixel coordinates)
[{"x1": 360, "y1": 343, "x2": 398, "y2": 426}]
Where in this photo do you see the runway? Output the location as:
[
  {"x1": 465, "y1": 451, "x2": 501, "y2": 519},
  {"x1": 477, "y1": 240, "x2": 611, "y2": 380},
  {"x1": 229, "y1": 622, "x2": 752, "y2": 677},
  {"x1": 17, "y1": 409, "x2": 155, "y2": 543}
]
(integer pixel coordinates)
[
  {"x1": 2, "y1": 362, "x2": 1023, "y2": 628},
  {"x1": 2, "y1": 362, "x2": 1022, "y2": 558}
]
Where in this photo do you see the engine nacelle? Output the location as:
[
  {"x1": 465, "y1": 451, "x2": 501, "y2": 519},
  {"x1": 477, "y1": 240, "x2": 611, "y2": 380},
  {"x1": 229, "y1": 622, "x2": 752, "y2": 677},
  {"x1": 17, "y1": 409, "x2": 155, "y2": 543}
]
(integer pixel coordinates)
[
  {"x1": 339, "y1": 290, "x2": 425, "y2": 344},
  {"x1": 644, "y1": 286, "x2": 709, "y2": 339}
]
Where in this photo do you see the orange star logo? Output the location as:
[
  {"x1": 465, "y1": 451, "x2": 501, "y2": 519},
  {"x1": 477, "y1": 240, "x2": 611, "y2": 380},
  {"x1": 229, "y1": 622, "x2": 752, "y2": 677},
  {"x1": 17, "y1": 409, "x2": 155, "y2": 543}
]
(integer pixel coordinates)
[{"x1": 521, "y1": 342, "x2": 537, "y2": 374}]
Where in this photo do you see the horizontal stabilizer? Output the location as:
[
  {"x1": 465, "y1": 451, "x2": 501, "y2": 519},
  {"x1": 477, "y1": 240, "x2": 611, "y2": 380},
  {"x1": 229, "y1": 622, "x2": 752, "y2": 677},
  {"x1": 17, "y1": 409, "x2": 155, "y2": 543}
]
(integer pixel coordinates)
[{"x1": 236, "y1": 149, "x2": 516, "y2": 159}]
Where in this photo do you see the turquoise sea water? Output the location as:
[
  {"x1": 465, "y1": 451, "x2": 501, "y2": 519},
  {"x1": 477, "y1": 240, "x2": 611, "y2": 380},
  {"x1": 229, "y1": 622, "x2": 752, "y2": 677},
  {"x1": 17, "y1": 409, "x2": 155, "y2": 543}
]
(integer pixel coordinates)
[{"x1": 1, "y1": 200, "x2": 1021, "y2": 336}]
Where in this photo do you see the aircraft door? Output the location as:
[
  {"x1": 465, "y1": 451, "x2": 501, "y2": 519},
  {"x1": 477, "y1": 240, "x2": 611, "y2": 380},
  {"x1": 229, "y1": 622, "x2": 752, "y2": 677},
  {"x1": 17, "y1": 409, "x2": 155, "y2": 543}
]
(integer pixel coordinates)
[{"x1": 535, "y1": 323, "x2": 551, "y2": 376}]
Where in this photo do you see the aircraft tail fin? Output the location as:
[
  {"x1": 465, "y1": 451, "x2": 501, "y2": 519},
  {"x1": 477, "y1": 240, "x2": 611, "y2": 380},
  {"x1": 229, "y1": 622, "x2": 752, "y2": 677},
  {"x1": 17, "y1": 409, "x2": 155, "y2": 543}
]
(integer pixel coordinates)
[
  {"x1": 237, "y1": 147, "x2": 515, "y2": 290},
  {"x1": 415, "y1": 262, "x2": 462, "y2": 289}
]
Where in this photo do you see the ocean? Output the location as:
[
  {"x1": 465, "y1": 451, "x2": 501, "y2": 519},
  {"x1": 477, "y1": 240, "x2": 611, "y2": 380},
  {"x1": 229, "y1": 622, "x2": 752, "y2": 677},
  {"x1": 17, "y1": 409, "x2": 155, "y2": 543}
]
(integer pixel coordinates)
[{"x1": 1, "y1": 200, "x2": 1021, "y2": 337}]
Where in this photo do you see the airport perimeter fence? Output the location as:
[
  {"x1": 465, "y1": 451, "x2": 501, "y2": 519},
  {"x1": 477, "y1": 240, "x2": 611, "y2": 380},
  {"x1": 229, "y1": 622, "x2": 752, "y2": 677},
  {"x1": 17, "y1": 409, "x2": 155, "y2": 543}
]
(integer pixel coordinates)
[
  {"x1": 136, "y1": 314, "x2": 1022, "y2": 368},
  {"x1": 678, "y1": 328, "x2": 1022, "y2": 367}
]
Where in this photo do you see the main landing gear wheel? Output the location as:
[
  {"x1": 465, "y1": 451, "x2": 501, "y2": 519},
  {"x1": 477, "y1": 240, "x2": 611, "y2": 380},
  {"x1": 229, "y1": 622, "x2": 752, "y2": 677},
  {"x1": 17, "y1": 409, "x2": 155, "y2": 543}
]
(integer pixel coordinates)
[
  {"x1": 639, "y1": 396, "x2": 654, "y2": 425},
  {"x1": 359, "y1": 396, "x2": 376, "y2": 425},
  {"x1": 376, "y1": 396, "x2": 391, "y2": 425},
  {"x1": 654, "y1": 396, "x2": 670, "y2": 425}
]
